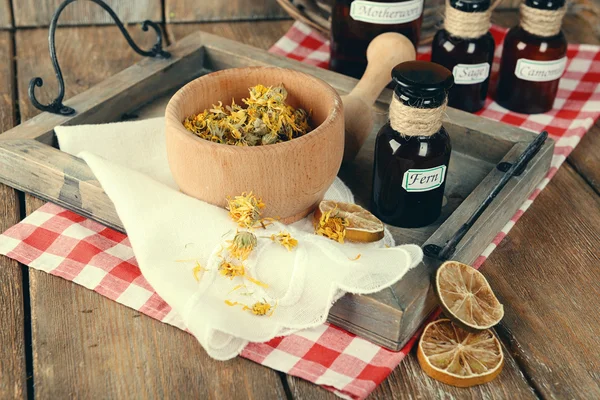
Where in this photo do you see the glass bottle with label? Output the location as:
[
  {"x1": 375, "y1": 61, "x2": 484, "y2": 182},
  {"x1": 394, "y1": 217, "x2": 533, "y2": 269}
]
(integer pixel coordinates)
[
  {"x1": 371, "y1": 61, "x2": 453, "y2": 228},
  {"x1": 431, "y1": 0, "x2": 494, "y2": 112},
  {"x1": 495, "y1": 0, "x2": 567, "y2": 114},
  {"x1": 330, "y1": 0, "x2": 424, "y2": 79}
]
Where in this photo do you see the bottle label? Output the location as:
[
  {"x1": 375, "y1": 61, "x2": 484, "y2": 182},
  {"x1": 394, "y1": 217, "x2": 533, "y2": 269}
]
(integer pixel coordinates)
[
  {"x1": 452, "y1": 63, "x2": 490, "y2": 85},
  {"x1": 514, "y1": 57, "x2": 567, "y2": 82},
  {"x1": 402, "y1": 165, "x2": 447, "y2": 192},
  {"x1": 350, "y1": 0, "x2": 424, "y2": 25}
]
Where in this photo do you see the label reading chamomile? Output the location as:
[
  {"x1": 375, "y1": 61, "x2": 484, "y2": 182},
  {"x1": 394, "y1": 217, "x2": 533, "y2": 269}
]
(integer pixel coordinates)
[
  {"x1": 350, "y1": 0, "x2": 424, "y2": 25},
  {"x1": 402, "y1": 166, "x2": 447, "y2": 192},
  {"x1": 452, "y1": 63, "x2": 490, "y2": 85},
  {"x1": 514, "y1": 57, "x2": 567, "y2": 82}
]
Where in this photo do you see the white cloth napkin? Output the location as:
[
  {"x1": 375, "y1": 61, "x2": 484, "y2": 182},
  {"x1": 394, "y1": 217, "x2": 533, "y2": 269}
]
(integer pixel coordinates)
[{"x1": 55, "y1": 117, "x2": 423, "y2": 360}]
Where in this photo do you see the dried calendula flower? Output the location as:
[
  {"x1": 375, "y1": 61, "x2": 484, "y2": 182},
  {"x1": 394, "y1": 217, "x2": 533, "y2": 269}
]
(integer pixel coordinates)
[
  {"x1": 219, "y1": 259, "x2": 245, "y2": 279},
  {"x1": 315, "y1": 207, "x2": 348, "y2": 244},
  {"x1": 182, "y1": 84, "x2": 311, "y2": 146},
  {"x1": 225, "y1": 300, "x2": 277, "y2": 317},
  {"x1": 227, "y1": 192, "x2": 265, "y2": 229},
  {"x1": 227, "y1": 231, "x2": 258, "y2": 260},
  {"x1": 270, "y1": 231, "x2": 298, "y2": 251}
]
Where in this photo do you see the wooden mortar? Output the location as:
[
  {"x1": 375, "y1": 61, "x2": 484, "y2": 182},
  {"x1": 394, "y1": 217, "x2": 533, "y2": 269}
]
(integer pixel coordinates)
[
  {"x1": 165, "y1": 67, "x2": 344, "y2": 223},
  {"x1": 342, "y1": 33, "x2": 417, "y2": 162}
]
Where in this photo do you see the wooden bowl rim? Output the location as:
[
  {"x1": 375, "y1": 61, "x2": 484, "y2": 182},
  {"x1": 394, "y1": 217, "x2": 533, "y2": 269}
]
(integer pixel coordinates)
[{"x1": 165, "y1": 66, "x2": 343, "y2": 154}]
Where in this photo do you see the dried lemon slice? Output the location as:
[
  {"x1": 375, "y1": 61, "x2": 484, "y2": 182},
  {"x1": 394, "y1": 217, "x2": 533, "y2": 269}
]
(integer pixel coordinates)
[
  {"x1": 418, "y1": 319, "x2": 504, "y2": 387},
  {"x1": 435, "y1": 261, "x2": 504, "y2": 331},
  {"x1": 313, "y1": 200, "x2": 384, "y2": 243}
]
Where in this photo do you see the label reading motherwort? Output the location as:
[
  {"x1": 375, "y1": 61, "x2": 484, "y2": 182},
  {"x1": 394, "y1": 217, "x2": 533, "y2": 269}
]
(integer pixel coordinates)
[
  {"x1": 452, "y1": 63, "x2": 491, "y2": 85},
  {"x1": 402, "y1": 165, "x2": 447, "y2": 192},
  {"x1": 515, "y1": 57, "x2": 567, "y2": 82},
  {"x1": 350, "y1": 0, "x2": 424, "y2": 25}
]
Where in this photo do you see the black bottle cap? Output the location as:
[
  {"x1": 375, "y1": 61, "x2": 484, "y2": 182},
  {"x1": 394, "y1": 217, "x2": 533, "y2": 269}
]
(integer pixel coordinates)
[
  {"x1": 392, "y1": 61, "x2": 454, "y2": 108},
  {"x1": 450, "y1": 0, "x2": 491, "y2": 12},
  {"x1": 525, "y1": 0, "x2": 565, "y2": 10}
]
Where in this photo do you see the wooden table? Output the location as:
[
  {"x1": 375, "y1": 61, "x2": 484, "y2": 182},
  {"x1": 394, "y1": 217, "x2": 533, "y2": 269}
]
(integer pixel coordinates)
[{"x1": 1, "y1": 9, "x2": 599, "y2": 400}]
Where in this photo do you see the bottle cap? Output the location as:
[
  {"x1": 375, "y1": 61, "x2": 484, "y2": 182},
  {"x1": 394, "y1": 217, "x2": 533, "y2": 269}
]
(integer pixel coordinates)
[
  {"x1": 525, "y1": 0, "x2": 565, "y2": 10},
  {"x1": 450, "y1": 0, "x2": 492, "y2": 12},
  {"x1": 392, "y1": 61, "x2": 454, "y2": 108}
]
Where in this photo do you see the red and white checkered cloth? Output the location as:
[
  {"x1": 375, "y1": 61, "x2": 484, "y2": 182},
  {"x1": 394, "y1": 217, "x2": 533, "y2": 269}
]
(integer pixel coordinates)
[{"x1": 1, "y1": 22, "x2": 599, "y2": 400}]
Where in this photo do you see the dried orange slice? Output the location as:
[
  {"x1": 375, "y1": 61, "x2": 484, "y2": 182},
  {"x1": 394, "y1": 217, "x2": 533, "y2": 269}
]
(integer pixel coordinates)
[
  {"x1": 418, "y1": 319, "x2": 504, "y2": 387},
  {"x1": 313, "y1": 200, "x2": 384, "y2": 243},
  {"x1": 435, "y1": 261, "x2": 504, "y2": 331}
]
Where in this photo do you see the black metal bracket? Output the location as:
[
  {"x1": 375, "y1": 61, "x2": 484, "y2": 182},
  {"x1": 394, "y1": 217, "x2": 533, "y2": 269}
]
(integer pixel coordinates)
[
  {"x1": 423, "y1": 131, "x2": 549, "y2": 261},
  {"x1": 28, "y1": 0, "x2": 171, "y2": 116}
]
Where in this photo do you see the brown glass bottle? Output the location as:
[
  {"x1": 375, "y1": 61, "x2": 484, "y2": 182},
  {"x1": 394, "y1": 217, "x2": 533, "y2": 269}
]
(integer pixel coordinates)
[
  {"x1": 371, "y1": 61, "x2": 453, "y2": 228},
  {"x1": 431, "y1": 0, "x2": 495, "y2": 113},
  {"x1": 330, "y1": 0, "x2": 423, "y2": 79},
  {"x1": 496, "y1": 0, "x2": 567, "y2": 114}
]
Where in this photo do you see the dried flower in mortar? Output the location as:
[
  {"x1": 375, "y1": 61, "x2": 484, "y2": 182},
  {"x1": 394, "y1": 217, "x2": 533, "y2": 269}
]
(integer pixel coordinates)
[
  {"x1": 183, "y1": 84, "x2": 311, "y2": 146},
  {"x1": 270, "y1": 231, "x2": 298, "y2": 251},
  {"x1": 226, "y1": 231, "x2": 258, "y2": 260},
  {"x1": 227, "y1": 192, "x2": 265, "y2": 229},
  {"x1": 225, "y1": 300, "x2": 277, "y2": 317},
  {"x1": 314, "y1": 207, "x2": 348, "y2": 244}
]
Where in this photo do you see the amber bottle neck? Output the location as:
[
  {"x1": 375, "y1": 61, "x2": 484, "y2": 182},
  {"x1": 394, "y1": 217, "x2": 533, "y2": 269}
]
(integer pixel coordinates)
[
  {"x1": 389, "y1": 94, "x2": 447, "y2": 137},
  {"x1": 444, "y1": 0, "x2": 492, "y2": 39},
  {"x1": 520, "y1": 3, "x2": 566, "y2": 37}
]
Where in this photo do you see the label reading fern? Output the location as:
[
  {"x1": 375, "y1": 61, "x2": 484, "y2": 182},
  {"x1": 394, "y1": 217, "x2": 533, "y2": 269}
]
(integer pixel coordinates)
[
  {"x1": 452, "y1": 63, "x2": 490, "y2": 85},
  {"x1": 402, "y1": 166, "x2": 447, "y2": 192},
  {"x1": 350, "y1": 0, "x2": 424, "y2": 25},
  {"x1": 515, "y1": 57, "x2": 567, "y2": 82}
]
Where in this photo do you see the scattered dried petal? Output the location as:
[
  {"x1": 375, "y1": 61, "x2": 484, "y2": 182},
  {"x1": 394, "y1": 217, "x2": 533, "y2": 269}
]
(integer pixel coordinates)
[{"x1": 270, "y1": 231, "x2": 298, "y2": 251}]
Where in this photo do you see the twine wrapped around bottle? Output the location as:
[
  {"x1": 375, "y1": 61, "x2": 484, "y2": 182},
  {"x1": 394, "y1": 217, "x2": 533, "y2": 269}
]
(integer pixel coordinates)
[
  {"x1": 389, "y1": 95, "x2": 447, "y2": 136},
  {"x1": 444, "y1": 0, "x2": 492, "y2": 39},
  {"x1": 520, "y1": 3, "x2": 567, "y2": 37}
]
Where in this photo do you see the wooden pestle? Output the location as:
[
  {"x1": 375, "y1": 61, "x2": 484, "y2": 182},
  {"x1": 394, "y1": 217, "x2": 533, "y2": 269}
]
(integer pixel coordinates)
[{"x1": 342, "y1": 32, "x2": 417, "y2": 162}]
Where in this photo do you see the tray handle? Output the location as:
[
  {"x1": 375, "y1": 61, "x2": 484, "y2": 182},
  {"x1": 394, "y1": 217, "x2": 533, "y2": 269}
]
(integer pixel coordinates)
[
  {"x1": 423, "y1": 131, "x2": 549, "y2": 261},
  {"x1": 28, "y1": 0, "x2": 170, "y2": 116}
]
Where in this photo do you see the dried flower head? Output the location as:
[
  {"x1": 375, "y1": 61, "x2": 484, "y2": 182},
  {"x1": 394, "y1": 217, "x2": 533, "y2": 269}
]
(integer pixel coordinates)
[
  {"x1": 315, "y1": 208, "x2": 348, "y2": 244},
  {"x1": 219, "y1": 259, "x2": 245, "y2": 279},
  {"x1": 249, "y1": 301, "x2": 274, "y2": 316},
  {"x1": 227, "y1": 192, "x2": 265, "y2": 229},
  {"x1": 270, "y1": 231, "x2": 298, "y2": 251},
  {"x1": 182, "y1": 84, "x2": 311, "y2": 146},
  {"x1": 225, "y1": 300, "x2": 277, "y2": 317},
  {"x1": 227, "y1": 231, "x2": 258, "y2": 260}
]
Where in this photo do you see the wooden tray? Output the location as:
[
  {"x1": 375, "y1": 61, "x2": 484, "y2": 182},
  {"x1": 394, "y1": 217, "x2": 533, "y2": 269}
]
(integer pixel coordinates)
[{"x1": 0, "y1": 31, "x2": 554, "y2": 351}]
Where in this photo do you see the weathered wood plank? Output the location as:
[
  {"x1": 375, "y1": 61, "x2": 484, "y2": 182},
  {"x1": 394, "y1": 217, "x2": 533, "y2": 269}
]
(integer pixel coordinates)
[
  {"x1": 0, "y1": 30, "x2": 27, "y2": 399},
  {"x1": 12, "y1": 0, "x2": 162, "y2": 27},
  {"x1": 17, "y1": 26, "x2": 287, "y2": 400},
  {"x1": 167, "y1": 20, "x2": 294, "y2": 48},
  {"x1": 0, "y1": 0, "x2": 11, "y2": 28},
  {"x1": 569, "y1": 124, "x2": 600, "y2": 194},
  {"x1": 483, "y1": 164, "x2": 600, "y2": 399},
  {"x1": 165, "y1": 0, "x2": 289, "y2": 23}
]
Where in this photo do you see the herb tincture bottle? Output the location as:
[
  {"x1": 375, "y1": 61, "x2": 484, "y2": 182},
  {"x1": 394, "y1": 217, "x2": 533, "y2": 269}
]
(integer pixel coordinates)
[
  {"x1": 330, "y1": 0, "x2": 424, "y2": 79},
  {"x1": 371, "y1": 61, "x2": 453, "y2": 228},
  {"x1": 495, "y1": 0, "x2": 567, "y2": 114},
  {"x1": 431, "y1": 0, "x2": 494, "y2": 112}
]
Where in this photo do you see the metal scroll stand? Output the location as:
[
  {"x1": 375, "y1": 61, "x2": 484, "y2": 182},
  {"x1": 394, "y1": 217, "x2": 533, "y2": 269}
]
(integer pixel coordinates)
[
  {"x1": 28, "y1": 0, "x2": 171, "y2": 116},
  {"x1": 423, "y1": 130, "x2": 548, "y2": 262}
]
